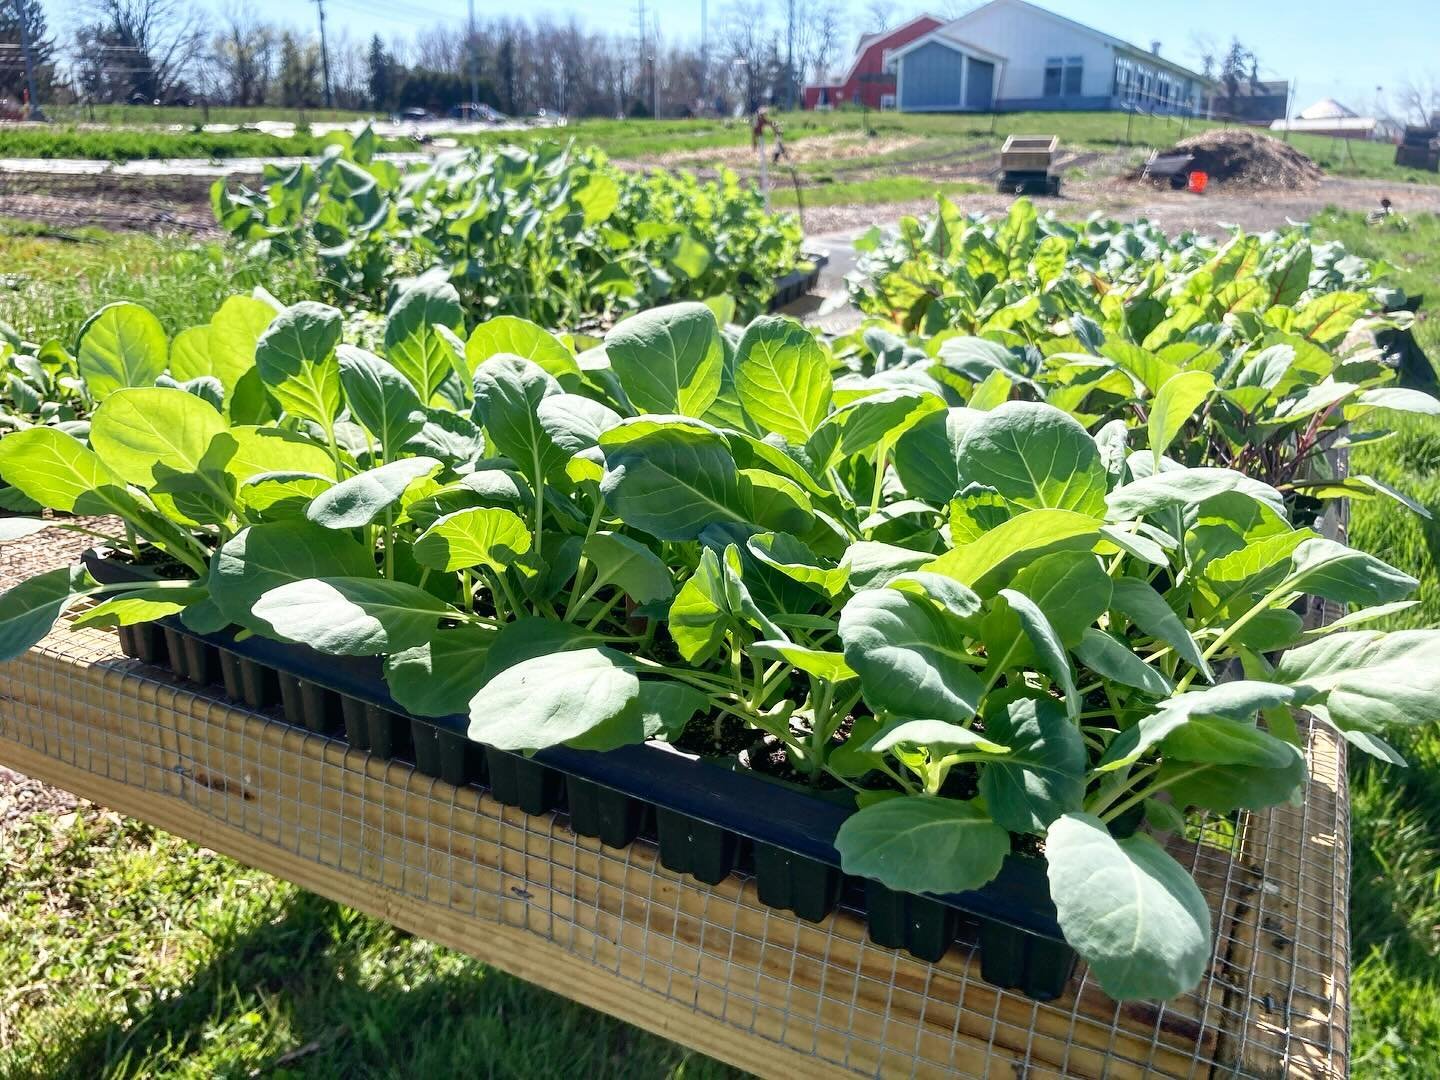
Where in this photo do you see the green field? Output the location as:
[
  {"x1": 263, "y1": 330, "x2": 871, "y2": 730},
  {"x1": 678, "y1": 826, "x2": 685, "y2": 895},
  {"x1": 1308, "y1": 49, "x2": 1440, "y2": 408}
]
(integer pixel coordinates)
[
  {"x1": 11, "y1": 109, "x2": 1437, "y2": 191},
  {"x1": 41, "y1": 104, "x2": 374, "y2": 127}
]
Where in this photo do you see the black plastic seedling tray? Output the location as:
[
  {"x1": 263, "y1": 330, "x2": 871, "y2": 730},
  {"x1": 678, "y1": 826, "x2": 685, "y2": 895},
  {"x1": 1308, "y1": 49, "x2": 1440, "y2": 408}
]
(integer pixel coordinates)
[{"x1": 86, "y1": 550, "x2": 1079, "y2": 1000}]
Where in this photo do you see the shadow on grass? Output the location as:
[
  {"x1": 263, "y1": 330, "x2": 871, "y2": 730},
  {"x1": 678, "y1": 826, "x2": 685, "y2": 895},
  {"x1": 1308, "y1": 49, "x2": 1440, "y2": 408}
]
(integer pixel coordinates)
[{"x1": 19, "y1": 887, "x2": 729, "y2": 1080}]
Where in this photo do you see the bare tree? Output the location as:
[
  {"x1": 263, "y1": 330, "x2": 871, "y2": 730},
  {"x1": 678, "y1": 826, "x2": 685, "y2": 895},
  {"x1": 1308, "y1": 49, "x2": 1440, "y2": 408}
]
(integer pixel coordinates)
[
  {"x1": 210, "y1": 3, "x2": 274, "y2": 107},
  {"x1": 797, "y1": 1, "x2": 843, "y2": 87},
  {"x1": 864, "y1": 1, "x2": 892, "y2": 33},
  {"x1": 74, "y1": 0, "x2": 205, "y2": 103},
  {"x1": 722, "y1": 1, "x2": 778, "y2": 112},
  {"x1": 1395, "y1": 76, "x2": 1440, "y2": 126}
]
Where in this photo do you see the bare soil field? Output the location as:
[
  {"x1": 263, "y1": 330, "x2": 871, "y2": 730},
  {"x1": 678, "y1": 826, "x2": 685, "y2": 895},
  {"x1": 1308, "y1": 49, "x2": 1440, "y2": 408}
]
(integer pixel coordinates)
[{"x1": 0, "y1": 173, "x2": 222, "y2": 237}]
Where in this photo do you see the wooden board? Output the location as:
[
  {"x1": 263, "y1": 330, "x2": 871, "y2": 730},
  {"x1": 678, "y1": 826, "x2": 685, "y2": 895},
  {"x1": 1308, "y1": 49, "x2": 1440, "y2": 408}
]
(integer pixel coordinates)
[{"x1": 0, "y1": 626, "x2": 1348, "y2": 1079}]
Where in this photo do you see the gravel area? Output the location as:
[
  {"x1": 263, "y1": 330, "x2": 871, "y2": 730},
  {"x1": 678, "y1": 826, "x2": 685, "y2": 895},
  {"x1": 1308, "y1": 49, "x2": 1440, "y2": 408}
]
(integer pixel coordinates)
[{"x1": 0, "y1": 766, "x2": 80, "y2": 829}]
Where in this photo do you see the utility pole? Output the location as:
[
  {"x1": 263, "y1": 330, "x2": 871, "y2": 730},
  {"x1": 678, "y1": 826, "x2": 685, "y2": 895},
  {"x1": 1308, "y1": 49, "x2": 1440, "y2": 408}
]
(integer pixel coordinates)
[
  {"x1": 699, "y1": 0, "x2": 707, "y2": 104},
  {"x1": 785, "y1": 0, "x2": 795, "y2": 111},
  {"x1": 313, "y1": 0, "x2": 334, "y2": 110},
  {"x1": 14, "y1": 0, "x2": 43, "y2": 121},
  {"x1": 467, "y1": 0, "x2": 478, "y2": 117}
]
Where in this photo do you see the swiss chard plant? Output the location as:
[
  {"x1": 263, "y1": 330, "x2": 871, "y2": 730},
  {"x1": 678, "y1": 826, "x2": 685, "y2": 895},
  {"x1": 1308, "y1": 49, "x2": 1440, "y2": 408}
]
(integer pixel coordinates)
[{"x1": 1, "y1": 290, "x2": 1437, "y2": 1005}]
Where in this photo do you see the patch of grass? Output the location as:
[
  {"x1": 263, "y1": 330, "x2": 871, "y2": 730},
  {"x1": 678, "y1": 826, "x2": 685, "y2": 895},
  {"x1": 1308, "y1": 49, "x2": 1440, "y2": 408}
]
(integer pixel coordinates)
[
  {"x1": 0, "y1": 127, "x2": 411, "y2": 163},
  {"x1": 42, "y1": 105, "x2": 375, "y2": 127},
  {"x1": 1307, "y1": 210, "x2": 1440, "y2": 1073},
  {"x1": 0, "y1": 217, "x2": 318, "y2": 345},
  {"x1": 0, "y1": 808, "x2": 734, "y2": 1079}
]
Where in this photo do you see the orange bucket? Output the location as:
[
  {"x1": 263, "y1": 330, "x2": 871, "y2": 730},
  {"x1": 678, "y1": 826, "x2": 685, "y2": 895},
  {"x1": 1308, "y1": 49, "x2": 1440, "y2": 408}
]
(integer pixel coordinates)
[{"x1": 1187, "y1": 170, "x2": 1209, "y2": 194}]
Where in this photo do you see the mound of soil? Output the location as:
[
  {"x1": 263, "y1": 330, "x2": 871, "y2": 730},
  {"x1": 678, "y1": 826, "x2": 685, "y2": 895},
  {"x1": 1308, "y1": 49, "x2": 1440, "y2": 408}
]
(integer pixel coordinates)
[{"x1": 1135, "y1": 129, "x2": 1324, "y2": 190}]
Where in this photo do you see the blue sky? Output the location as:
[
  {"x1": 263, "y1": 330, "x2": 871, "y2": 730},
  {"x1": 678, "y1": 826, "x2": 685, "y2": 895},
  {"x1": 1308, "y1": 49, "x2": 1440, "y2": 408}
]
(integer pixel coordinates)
[{"x1": 41, "y1": 0, "x2": 1440, "y2": 115}]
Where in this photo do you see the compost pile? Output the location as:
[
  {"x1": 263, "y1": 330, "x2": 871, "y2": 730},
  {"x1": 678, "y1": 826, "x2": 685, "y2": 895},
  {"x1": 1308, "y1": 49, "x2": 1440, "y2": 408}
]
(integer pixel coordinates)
[{"x1": 1139, "y1": 129, "x2": 1324, "y2": 189}]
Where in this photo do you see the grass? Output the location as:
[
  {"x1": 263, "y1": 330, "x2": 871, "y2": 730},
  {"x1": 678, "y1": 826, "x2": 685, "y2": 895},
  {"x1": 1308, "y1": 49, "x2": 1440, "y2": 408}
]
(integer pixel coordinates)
[
  {"x1": 772, "y1": 177, "x2": 988, "y2": 210},
  {"x1": 1305, "y1": 209, "x2": 1440, "y2": 1075},
  {"x1": 0, "y1": 218, "x2": 318, "y2": 345},
  {"x1": 41, "y1": 104, "x2": 375, "y2": 127},
  {"x1": 0, "y1": 808, "x2": 734, "y2": 1079},
  {"x1": 0, "y1": 127, "x2": 409, "y2": 163}
]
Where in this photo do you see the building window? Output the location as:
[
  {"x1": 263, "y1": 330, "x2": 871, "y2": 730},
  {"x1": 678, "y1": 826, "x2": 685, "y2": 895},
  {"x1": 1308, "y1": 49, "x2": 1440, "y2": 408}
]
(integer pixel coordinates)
[
  {"x1": 880, "y1": 93, "x2": 896, "y2": 110},
  {"x1": 1045, "y1": 56, "x2": 1083, "y2": 97}
]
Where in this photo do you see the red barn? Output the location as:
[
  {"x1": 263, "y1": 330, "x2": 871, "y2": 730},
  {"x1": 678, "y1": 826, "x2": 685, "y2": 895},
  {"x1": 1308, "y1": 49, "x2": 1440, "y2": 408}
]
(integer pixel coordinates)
[{"x1": 803, "y1": 14, "x2": 944, "y2": 110}]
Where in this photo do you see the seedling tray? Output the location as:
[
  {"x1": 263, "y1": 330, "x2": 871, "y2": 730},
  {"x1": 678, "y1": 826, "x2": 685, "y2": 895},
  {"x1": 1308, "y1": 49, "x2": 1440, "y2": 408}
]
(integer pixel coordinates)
[
  {"x1": 768, "y1": 253, "x2": 828, "y2": 310},
  {"x1": 86, "y1": 548, "x2": 1078, "y2": 1000}
]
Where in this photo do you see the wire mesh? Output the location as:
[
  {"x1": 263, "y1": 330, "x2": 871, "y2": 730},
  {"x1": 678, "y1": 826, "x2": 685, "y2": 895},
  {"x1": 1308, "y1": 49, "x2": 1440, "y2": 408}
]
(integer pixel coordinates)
[{"x1": 0, "y1": 525, "x2": 1348, "y2": 1079}]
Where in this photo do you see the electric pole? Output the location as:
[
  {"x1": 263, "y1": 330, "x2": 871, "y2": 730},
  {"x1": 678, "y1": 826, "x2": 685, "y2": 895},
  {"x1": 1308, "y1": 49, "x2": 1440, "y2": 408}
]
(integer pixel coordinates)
[
  {"x1": 785, "y1": 0, "x2": 796, "y2": 111},
  {"x1": 467, "y1": 0, "x2": 478, "y2": 116},
  {"x1": 14, "y1": 0, "x2": 43, "y2": 121},
  {"x1": 313, "y1": 0, "x2": 334, "y2": 109},
  {"x1": 699, "y1": 0, "x2": 708, "y2": 105}
]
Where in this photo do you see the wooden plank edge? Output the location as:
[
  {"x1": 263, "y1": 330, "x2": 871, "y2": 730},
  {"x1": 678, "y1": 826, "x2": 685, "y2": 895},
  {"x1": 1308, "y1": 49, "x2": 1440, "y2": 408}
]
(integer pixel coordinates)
[{"x1": 0, "y1": 734, "x2": 847, "y2": 1080}]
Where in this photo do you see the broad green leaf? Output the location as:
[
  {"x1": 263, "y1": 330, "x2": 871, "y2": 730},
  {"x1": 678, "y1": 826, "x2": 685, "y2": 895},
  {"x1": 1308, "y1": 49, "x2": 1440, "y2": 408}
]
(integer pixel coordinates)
[
  {"x1": 385, "y1": 278, "x2": 464, "y2": 403},
  {"x1": 254, "y1": 301, "x2": 343, "y2": 426},
  {"x1": 385, "y1": 625, "x2": 493, "y2": 717},
  {"x1": 1008, "y1": 550, "x2": 1111, "y2": 646},
  {"x1": 838, "y1": 588, "x2": 984, "y2": 725},
  {"x1": 465, "y1": 315, "x2": 580, "y2": 382},
  {"x1": 253, "y1": 576, "x2": 452, "y2": 655},
  {"x1": 71, "y1": 587, "x2": 207, "y2": 629},
  {"x1": 569, "y1": 678, "x2": 708, "y2": 751},
  {"x1": 1276, "y1": 629, "x2": 1440, "y2": 730},
  {"x1": 1281, "y1": 537, "x2": 1418, "y2": 607},
  {"x1": 211, "y1": 521, "x2": 376, "y2": 635},
  {"x1": 88, "y1": 387, "x2": 228, "y2": 488},
  {"x1": 1148, "y1": 370, "x2": 1214, "y2": 467},
  {"x1": 1356, "y1": 386, "x2": 1440, "y2": 415},
  {"x1": 862, "y1": 717, "x2": 1007, "y2": 755},
  {"x1": 835, "y1": 796, "x2": 1009, "y2": 895},
  {"x1": 748, "y1": 532, "x2": 849, "y2": 597},
  {"x1": 1073, "y1": 628, "x2": 1173, "y2": 697},
  {"x1": 1160, "y1": 745, "x2": 1307, "y2": 812},
  {"x1": 1096, "y1": 681, "x2": 1296, "y2": 772},
  {"x1": 924, "y1": 508, "x2": 1100, "y2": 594},
  {"x1": 468, "y1": 646, "x2": 641, "y2": 751},
  {"x1": 749, "y1": 640, "x2": 856, "y2": 683},
  {"x1": 599, "y1": 418, "x2": 747, "y2": 540},
  {"x1": 604, "y1": 302, "x2": 723, "y2": 418},
  {"x1": 1111, "y1": 576, "x2": 1212, "y2": 682},
  {"x1": 536, "y1": 394, "x2": 623, "y2": 456},
  {"x1": 583, "y1": 531, "x2": 674, "y2": 605},
  {"x1": 808, "y1": 390, "x2": 944, "y2": 469},
  {"x1": 0, "y1": 428, "x2": 118, "y2": 512},
  {"x1": 887, "y1": 571, "x2": 983, "y2": 620},
  {"x1": 990, "y1": 588, "x2": 1079, "y2": 717},
  {"x1": 979, "y1": 695, "x2": 1086, "y2": 834},
  {"x1": 337, "y1": 344, "x2": 427, "y2": 451},
  {"x1": 239, "y1": 472, "x2": 332, "y2": 521},
  {"x1": 668, "y1": 547, "x2": 729, "y2": 663},
  {"x1": 1046, "y1": 813, "x2": 1211, "y2": 1001},
  {"x1": 733, "y1": 316, "x2": 832, "y2": 444},
  {"x1": 956, "y1": 401, "x2": 1108, "y2": 516},
  {"x1": 179, "y1": 295, "x2": 277, "y2": 422},
  {"x1": 0, "y1": 566, "x2": 81, "y2": 660},
  {"x1": 472, "y1": 356, "x2": 568, "y2": 483},
  {"x1": 478, "y1": 617, "x2": 605, "y2": 684},
  {"x1": 225, "y1": 427, "x2": 338, "y2": 483},
  {"x1": 76, "y1": 301, "x2": 168, "y2": 401},
  {"x1": 739, "y1": 468, "x2": 813, "y2": 534},
  {"x1": 1106, "y1": 468, "x2": 1284, "y2": 522},
  {"x1": 413, "y1": 506, "x2": 532, "y2": 573},
  {"x1": 306, "y1": 457, "x2": 441, "y2": 529},
  {"x1": 891, "y1": 408, "x2": 981, "y2": 504},
  {"x1": 0, "y1": 518, "x2": 50, "y2": 543},
  {"x1": 844, "y1": 541, "x2": 930, "y2": 589}
]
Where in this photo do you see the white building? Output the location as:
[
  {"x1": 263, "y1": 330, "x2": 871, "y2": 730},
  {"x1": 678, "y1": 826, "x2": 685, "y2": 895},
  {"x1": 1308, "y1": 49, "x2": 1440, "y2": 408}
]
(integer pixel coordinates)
[{"x1": 890, "y1": 0, "x2": 1212, "y2": 115}]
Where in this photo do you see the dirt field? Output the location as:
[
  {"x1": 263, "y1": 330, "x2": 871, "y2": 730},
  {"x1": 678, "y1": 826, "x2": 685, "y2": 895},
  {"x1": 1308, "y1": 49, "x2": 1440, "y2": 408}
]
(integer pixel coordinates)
[{"x1": 0, "y1": 172, "x2": 222, "y2": 236}]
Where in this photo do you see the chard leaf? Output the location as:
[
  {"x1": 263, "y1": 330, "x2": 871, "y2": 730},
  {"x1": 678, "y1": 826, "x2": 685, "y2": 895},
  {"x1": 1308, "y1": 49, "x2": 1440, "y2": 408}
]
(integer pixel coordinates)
[
  {"x1": 76, "y1": 301, "x2": 168, "y2": 401},
  {"x1": 843, "y1": 541, "x2": 930, "y2": 589},
  {"x1": 1355, "y1": 386, "x2": 1440, "y2": 415},
  {"x1": 468, "y1": 646, "x2": 641, "y2": 751},
  {"x1": 891, "y1": 408, "x2": 981, "y2": 504},
  {"x1": 807, "y1": 389, "x2": 943, "y2": 468},
  {"x1": 385, "y1": 624, "x2": 495, "y2": 718},
  {"x1": 599, "y1": 417, "x2": 747, "y2": 540},
  {"x1": 979, "y1": 695, "x2": 1086, "y2": 834},
  {"x1": 1008, "y1": 550, "x2": 1111, "y2": 647},
  {"x1": 1148, "y1": 370, "x2": 1215, "y2": 467},
  {"x1": 306, "y1": 457, "x2": 441, "y2": 529},
  {"x1": 749, "y1": 640, "x2": 856, "y2": 683},
  {"x1": 835, "y1": 796, "x2": 1009, "y2": 895},
  {"x1": 886, "y1": 571, "x2": 982, "y2": 619},
  {"x1": 862, "y1": 717, "x2": 1007, "y2": 755},
  {"x1": 536, "y1": 394, "x2": 623, "y2": 456},
  {"x1": 194, "y1": 294, "x2": 278, "y2": 422},
  {"x1": 604, "y1": 302, "x2": 723, "y2": 418},
  {"x1": 838, "y1": 588, "x2": 984, "y2": 725},
  {"x1": 337, "y1": 344, "x2": 427, "y2": 450},
  {"x1": 478, "y1": 617, "x2": 604, "y2": 684},
  {"x1": 413, "y1": 506, "x2": 532, "y2": 573},
  {"x1": 956, "y1": 400, "x2": 1108, "y2": 516},
  {"x1": 253, "y1": 576, "x2": 453, "y2": 656},
  {"x1": 254, "y1": 301, "x2": 344, "y2": 426},
  {"x1": 733, "y1": 315, "x2": 832, "y2": 444},
  {"x1": 1160, "y1": 745, "x2": 1307, "y2": 812},
  {"x1": 71, "y1": 587, "x2": 207, "y2": 629},
  {"x1": 1046, "y1": 813, "x2": 1211, "y2": 1001},
  {"x1": 472, "y1": 356, "x2": 568, "y2": 483},
  {"x1": 748, "y1": 532, "x2": 849, "y2": 597},
  {"x1": 1106, "y1": 468, "x2": 1285, "y2": 522},
  {"x1": 1096, "y1": 681, "x2": 1297, "y2": 771}
]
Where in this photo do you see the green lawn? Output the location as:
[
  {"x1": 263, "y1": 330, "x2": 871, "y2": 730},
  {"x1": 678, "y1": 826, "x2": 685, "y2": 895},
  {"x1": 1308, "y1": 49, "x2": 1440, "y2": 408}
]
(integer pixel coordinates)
[
  {"x1": 41, "y1": 104, "x2": 374, "y2": 127},
  {"x1": 0, "y1": 127, "x2": 412, "y2": 163},
  {"x1": 0, "y1": 809, "x2": 734, "y2": 1079},
  {"x1": 1308, "y1": 209, "x2": 1440, "y2": 1076}
]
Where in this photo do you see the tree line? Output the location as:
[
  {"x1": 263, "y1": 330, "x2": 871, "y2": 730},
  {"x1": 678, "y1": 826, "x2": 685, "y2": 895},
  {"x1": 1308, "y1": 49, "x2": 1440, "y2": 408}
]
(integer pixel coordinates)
[{"x1": 3, "y1": 0, "x2": 850, "y2": 118}]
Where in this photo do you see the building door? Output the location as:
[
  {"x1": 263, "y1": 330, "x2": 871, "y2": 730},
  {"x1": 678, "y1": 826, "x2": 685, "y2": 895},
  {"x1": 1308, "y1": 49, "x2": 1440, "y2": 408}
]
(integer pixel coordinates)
[
  {"x1": 966, "y1": 59, "x2": 995, "y2": 110},
  {"x1": 899, "y1": 42, "x2": 964, "y2": 111}
]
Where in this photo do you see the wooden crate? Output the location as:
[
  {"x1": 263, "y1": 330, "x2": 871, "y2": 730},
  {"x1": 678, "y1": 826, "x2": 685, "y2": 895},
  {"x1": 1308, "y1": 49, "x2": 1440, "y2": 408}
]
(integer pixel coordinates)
[{"x1": 0, "y1": 624, "x2": 1348, "y2": 1079}]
